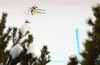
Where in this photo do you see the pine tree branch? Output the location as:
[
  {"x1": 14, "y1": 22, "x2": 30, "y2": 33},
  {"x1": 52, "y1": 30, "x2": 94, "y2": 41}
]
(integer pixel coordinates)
[
  {"x1": 0, "y1": 13, "x2": 8, "y2": 36},
  {"x1": 12, "y1": 27, "x2": 17, "y2": 43}
]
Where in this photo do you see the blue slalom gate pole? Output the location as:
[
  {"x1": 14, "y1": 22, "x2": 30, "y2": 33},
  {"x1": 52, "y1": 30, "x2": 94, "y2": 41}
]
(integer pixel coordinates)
[{"x1": 76, "y1": 28, "x2": 81, "y2": 61}]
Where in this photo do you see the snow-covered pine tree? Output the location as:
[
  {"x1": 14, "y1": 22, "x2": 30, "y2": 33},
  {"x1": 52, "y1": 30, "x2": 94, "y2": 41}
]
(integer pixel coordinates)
[
  {"x1": 7, "y1": 21, "x2": 30, "y2": 65},
  {"x1": 0, "y1": 12, "x2": 51, "y2": 65}
]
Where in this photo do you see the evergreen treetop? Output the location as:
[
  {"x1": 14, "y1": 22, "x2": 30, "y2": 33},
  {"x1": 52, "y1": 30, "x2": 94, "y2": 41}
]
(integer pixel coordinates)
[{"x1": 81, "y1": 4, "x2": 100, "y2": 65}]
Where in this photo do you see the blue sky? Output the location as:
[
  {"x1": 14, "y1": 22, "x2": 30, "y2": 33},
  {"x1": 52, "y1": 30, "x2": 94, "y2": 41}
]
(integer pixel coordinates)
[{"x1": 0, "y1": 0, "x2": 100, "y2": 64}]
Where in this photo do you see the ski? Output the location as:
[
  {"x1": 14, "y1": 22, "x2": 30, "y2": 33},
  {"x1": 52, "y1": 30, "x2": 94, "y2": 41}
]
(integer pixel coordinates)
[
  {"x1": 36, "y1": 9, "x2": 46, "y2": 11},
  {"x1": 36, "y1": 11, "x2": 46, "y2": 14}
]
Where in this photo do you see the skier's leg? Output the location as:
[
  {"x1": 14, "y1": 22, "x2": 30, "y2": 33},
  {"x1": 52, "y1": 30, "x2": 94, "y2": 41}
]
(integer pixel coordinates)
[{"x1": 31, "y1": 10, "x2": 33, "y2": 15}]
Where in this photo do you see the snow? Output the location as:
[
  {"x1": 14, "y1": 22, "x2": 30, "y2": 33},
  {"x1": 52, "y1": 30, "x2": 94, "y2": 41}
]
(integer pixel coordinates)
[
  {"x1": 27, "y1": 43, "x2": 41, "y2": 59},
  {"x1": 45, "y1": 55, "x2": 49, "y2": 59},
  {"x1": 14, "y1": 37, "x2": 19, "y2": 44},
  {"x1": 10, "y1": 44, "x2": 22, "y2": 59},
  {"x1": 19, "y1": 23, "x2": 29, "y2": 37}
]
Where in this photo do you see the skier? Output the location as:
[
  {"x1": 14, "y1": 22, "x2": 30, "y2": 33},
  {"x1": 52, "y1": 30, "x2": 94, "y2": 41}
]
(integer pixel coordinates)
[
  {"x1": 27, "y1": 6, "x2": 46, "y2": 15},
  {"x1": 30, "y1": 6, "x2": 38, "y2": 15}
]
